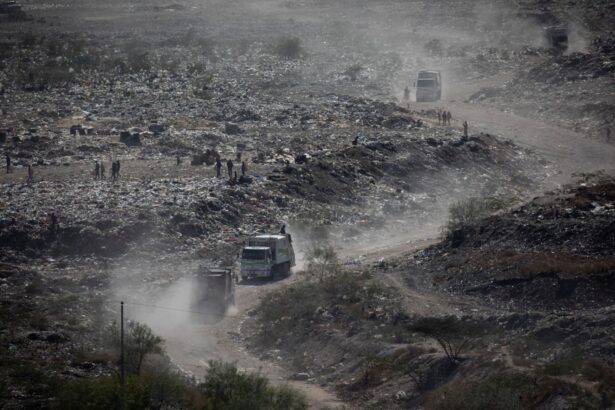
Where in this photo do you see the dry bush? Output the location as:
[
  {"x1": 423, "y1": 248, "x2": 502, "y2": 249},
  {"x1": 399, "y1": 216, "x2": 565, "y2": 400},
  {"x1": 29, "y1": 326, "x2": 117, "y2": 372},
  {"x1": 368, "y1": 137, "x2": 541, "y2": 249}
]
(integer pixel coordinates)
[
  {"x1": 351, "y1": 354, "x2": 393, "y2": 390},
  {"x1": 582, "y1": 360, "x2": 615, "y2": 406},
  {"x1": 443, "y1": 197, "x2": 507, "y2": 239},
  {"x1": 273, "y1": 37, "x2": 305, "y2": 59},
  {"x1": 469, "y1": 250, "x2": 615, "y2": 277},
  {"x1": 344, "y1": 63, "x2": 363, "y2": 81},
  {"x1": 305, "y1": 244, "x2": 339, "y2": 281}
]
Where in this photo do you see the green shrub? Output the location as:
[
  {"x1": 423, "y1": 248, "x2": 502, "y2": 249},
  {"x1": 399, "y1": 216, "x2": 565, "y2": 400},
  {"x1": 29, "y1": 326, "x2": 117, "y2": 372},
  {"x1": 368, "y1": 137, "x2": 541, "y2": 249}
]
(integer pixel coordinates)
[
  {"x1": 105, "y1": 320, "x2": 164, "y2": 375},
  {"x1": 56, "y1": 375, "x2": 147, "y2": 410},
  {"x1": 199, "y1": 360, "x2": 307, "y2": 410},
  {"x1": 256, "y1": 270, "x2": 400, "y2": 346}
]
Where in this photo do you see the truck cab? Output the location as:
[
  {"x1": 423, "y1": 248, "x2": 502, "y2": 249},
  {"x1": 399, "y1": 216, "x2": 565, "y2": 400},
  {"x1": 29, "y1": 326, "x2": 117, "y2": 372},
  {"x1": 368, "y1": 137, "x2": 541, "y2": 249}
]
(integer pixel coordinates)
[
  {"x1": 415, "y1": 70, "x2": 442, "y2": 102},
  {"x1": 240, "y1": 234, "x2": 295, "y2": 280}
]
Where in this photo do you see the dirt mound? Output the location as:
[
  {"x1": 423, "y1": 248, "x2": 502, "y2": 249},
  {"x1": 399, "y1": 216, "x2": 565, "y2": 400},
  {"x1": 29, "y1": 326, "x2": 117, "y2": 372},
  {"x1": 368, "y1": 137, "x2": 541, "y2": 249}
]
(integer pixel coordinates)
[
  {"x1": 523, "y1": 51, "x2": 615, "y2": 84},
  {"x1": 414, "y1": 175, "x2": 615, "y2": 310}
]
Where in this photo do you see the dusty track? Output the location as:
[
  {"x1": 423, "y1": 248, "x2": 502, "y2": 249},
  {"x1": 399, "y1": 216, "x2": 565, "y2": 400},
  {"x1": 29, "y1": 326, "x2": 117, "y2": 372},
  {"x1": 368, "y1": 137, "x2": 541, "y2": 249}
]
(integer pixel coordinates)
[
  {"x1": 159, "y1": 274, "x2": 344, "y2": 409},
  {"x1": 417, "y1": 76, "x2": 615, "y2": 185},
  {"x1": 159, "y1": 75, "x2": 615, "y2": 409}
]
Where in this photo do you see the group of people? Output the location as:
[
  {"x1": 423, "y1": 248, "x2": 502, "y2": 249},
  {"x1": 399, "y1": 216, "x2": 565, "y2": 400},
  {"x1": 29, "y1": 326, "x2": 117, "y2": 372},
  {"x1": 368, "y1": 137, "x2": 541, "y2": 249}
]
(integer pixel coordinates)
[
  {"x1": 7, "y1": 154, "x2": 36, "y2": 182},
  {"x1": 93, "y1": 160, "x2": 120, "y2": 180},
  {"x1": 215, "y1": 158, "x2": 248, "y2": 180},
  {"x1": 6, "y1": 151, "x2": 256, "y2": 184},
  {"x1": 438, "y1": 110, "x2": 452, "y2": 126}
]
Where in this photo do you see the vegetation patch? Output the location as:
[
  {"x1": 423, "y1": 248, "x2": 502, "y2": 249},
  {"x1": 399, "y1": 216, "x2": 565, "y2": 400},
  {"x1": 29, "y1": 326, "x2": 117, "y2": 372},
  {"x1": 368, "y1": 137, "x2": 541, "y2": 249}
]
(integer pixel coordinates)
[{"x1": 254, "y1": 268, "x2": 401, "y2": 346}]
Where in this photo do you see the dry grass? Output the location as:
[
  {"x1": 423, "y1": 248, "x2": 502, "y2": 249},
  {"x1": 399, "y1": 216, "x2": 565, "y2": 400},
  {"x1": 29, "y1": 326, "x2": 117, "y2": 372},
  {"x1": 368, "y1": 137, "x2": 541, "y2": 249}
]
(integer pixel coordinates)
[{"x1": 468, "y1": 250, "x2": 615, "y2": 278}]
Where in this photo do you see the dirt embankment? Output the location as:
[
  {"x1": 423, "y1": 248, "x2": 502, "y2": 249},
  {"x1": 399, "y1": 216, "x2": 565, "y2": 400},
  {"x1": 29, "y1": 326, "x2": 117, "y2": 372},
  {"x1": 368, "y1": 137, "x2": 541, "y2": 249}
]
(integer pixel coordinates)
[
  {"x1": 418, "y1": 175, "x2": 615, "y2": 311},
  {"x1": 246, "y1": 175, "x2": 615, "y2": 409}
]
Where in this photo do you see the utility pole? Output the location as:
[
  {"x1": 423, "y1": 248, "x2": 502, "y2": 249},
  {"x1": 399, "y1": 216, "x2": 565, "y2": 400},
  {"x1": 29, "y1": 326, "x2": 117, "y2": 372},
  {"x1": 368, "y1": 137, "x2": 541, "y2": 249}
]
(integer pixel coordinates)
[{"x1": 120, "y1": 301, "x2": 125, "y2": 410}]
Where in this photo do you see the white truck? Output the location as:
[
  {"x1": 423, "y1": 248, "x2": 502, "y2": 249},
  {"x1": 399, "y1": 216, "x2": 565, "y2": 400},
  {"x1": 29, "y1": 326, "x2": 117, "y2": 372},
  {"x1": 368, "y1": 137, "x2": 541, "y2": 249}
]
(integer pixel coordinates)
[
  {"x1": 415, "y1": 70, "x2": 442, "y2": 102},
  {"x1": 240, "y1": 234, "x2": 295, "y2": 280}
]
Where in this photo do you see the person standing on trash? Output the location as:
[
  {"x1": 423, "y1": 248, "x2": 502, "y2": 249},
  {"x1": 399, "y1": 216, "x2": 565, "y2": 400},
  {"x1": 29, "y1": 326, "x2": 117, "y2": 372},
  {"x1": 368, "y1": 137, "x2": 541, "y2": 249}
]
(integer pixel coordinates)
[
  {"x1": 100, "y1": 163, "x2": 106, "y2": 179},
  {"x1": 447, "y1": 111, "x2": 452, "y2": 125},
  {"x1": 176, "y1": 155, "x2": 181, "y2": 166},
  {"x1": 111, "y1": 161, "x2": 117, "y2": 180},
  {"x1": 95, "y1": 162, "x2": 100, "y2": 179},
  {"x1": 280, "y1": 223, "x2": 286, "y2": 235},
  {"x1": 241, "y1": 160, "x2": 247, "y2": 176},
  {"x1": 5, "y1": 153, "x2": 10, "y2": 174},
  {"x1": 49, "y1": 212, "x2": 58, "y2": 233},
  {"x1": 437, "y1": 111, "x2": 442, "y2": 125},
  {"x1": 27, "y1": 164, "x2": 33, "y2": 183},
  {"x1": 215, "y1": 158, "x2": 222, "y2": 178},
  {"x1": 403, "y1": 86, "x2": 410, "y2": 109},
  {"x1": 463, "y1": 121, "x2": 469, "y2": 138},
  {"x1": 116, "y1": 160, "x2": 121, "y2": 177},
  {"x1": 226, "y1": 159, "x2": 234, "y2": 179}
]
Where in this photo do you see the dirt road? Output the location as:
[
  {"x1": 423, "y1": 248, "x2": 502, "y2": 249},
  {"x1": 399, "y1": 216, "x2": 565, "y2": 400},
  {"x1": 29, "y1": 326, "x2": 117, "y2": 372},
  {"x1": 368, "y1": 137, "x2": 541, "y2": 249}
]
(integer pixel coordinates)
[
  {"x1": 140, "y1": 273, "x2": 344, "y2": 409},
  {"x1": 417, "y1": 77, "x2": 615, "y2": 185},
  {"x1": 153, "y1": 76, "x2": 615, "y2": 409}
]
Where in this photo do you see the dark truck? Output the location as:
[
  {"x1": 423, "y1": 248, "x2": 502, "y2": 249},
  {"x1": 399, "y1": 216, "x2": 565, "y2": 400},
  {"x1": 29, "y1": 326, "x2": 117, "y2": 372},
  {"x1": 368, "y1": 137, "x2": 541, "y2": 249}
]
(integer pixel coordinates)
[
  {"x1": 192, "y1": 266, "x2": 236, "y2": 316},
  {"x1": 545, "y1": 26, "x2": 568, "y2": 52},
  {"x1": 415, "y1": 70, "x2": 442, "y2": 102}
]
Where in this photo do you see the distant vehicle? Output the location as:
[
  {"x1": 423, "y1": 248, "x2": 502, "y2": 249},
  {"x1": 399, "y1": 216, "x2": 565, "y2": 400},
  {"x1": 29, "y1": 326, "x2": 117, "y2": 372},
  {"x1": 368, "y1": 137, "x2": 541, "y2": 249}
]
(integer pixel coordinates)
[
  {"x1": 240, "y1": 234, "x2": 295, "y2": 280},
  {"x1": 545, "y1": 26, "x2": 568, "y2": 52},
  {"x1": 415, "y1": 70, "x2": 442, "y2": 102},
  {"x1": 192, "y1": 266, "x2": 235, "y2": 316},
  {"x1": 0, "y1": 1, "x2": 21, "y2": 14}
]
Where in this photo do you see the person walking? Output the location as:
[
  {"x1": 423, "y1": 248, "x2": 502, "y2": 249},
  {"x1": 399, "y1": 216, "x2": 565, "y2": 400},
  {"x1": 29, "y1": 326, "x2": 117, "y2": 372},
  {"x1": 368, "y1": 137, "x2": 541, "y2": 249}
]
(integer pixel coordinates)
[
  {"x1": 100, "y1": 163, "x2": 106, "y2": 179},
  {"x1": 403, "y1": 86, "x2": 410, "y2": 109},
  {"x1": 94, "y1": 162, "x2": 100, "y2": 179},
  {"x1": 437, "y1": 111, "x2": 442, "y2": 125},
  {"x1": 215, "y1": 158, "x2": 222, "y2": 178},
  {"x1": 226, "y1": 159, "x2": 234, "y2": 179},
  {"x1": 241, "y1": 161, "x2": 247, "y2": 176},
  {"x1": 49, "y1": 212, "x2": 58, "y2": 232},
  {"x1": 116, "y1": 160, "x2": 121, "y2": 177},
  {"x1": 27, "y1": 165, "x2": 33, "y2": 182},
  {"x1": 463, "y1": 121, "x2": 469, "y2": 138}
]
